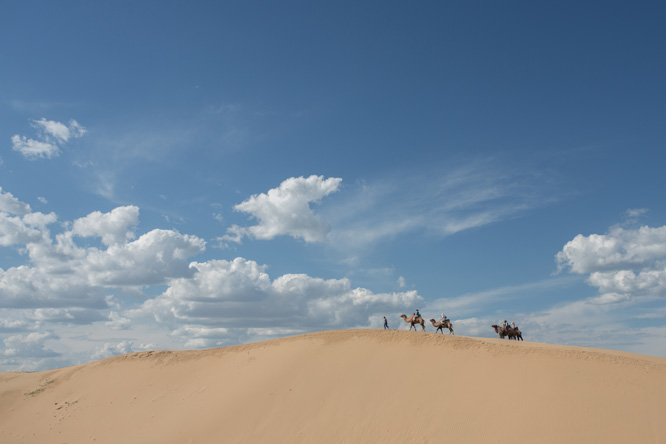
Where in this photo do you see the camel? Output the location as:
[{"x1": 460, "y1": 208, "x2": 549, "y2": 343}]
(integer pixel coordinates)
[
  {"x1": 400, "y1": 314, "x2": 425, "y2": 331},
  {"x1": 429, "y1": 318, "x2": 454, "y2": 335},
  {"x1": 492, "y1": 324, "x2": 508, "y2": 339},
  {"x1": 491, "y1": 324, "x2": 523, "y2": 341}
]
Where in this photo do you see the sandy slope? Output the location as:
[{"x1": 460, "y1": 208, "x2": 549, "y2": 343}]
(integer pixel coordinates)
[{"x1": 1, "y1": 329, "x2": 665, "y2": 444}]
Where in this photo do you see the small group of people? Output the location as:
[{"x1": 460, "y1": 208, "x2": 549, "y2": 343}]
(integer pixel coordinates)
[
  {"x1": 501, "y1": 320, "x2": 518, "y2": 332},
  {"x1": 383, "y1": 310, "x2": 449, "y2": 329},
  {"x1": 413, "y1": 309, "x2": 448, "y2": 322}
]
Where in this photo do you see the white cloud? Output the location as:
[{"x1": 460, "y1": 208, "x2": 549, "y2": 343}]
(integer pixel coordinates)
[
  {"x1": 324, "y1": 161, "x2": 552, "y2": 250},
  {"x1": 91, "y1": 340, "x2": 134, "y2": 360},
  {"x1": 625, "y1": 208, "x2": 648, "y2": 219},
  {"x1": 557, "y1": 223, "x2": 666, "y2": 301},
  {"x1": 81, "y1": 229, "x2": 206, "y2": 286},
  {"x1": 586, "y1": 265, "x2": 666, "y2": 299},
  {"x1": 556, "y1": 225, "x2": 666, "y2": 274},
  {"x1": 0, "y1": 183, "x2": 428, "y2": 370},
  {"x1": 222, "y1": 175, "x2": 342, "y2": 244},
  {"x1": 0, "y1": 191, "x2": 206, "y2": 309},
  {"x1": 106, "y1": 311, "x2": 131, "y2": 330},
  {"x1": 32, "y1": 308, "x2": 106, "y2": 324},
  {"x1": 0, "y1": 265, "x2": 108, "y2": 309},
  {"x1": 72, "y1": 206, "x2": 140, "y2": 246},
  {"x1": 0, "y1": 209, "x2": 56, "y2": 247},
  {"x1": 0, "y1": 317, "x2": 30, "y2": 332},
  {"x1": 172, "y1": 325, "x2": 230, "y2": 348},
  {"x1": 11, "y1": 135, "x2": 60, "y2": 159},
  {"x1": 32, "y1": 118, "x2": 71, "y2": 142},
  {"x1": 66, "y1": 120, "x2": 87, "y2": 138},
  {"x1": 426, "y1": 276, "x2": 580, "y2": 317},
  {"x1": 32, "y1": 118, "x2": 86, "y2": 142},
  {"x1": 2, "y1": 331, "x2": 60, "y2": 358},
  {"x1": 11, "y1": 118, "x2": 86, "y2": 160},
  {"x1": 0, "y1": 187, "x2": 32, "y2": 215},
  {"x1": 137, "y1": 257, "x2": 421, "y2": 344}
]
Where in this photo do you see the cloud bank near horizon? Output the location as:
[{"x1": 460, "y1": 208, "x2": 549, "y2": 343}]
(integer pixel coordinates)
[
  {"x1": 2, "y1": 171, "x2": 666, "y2": 370},
  {"x1": 0, "y1": 182, "x2": 421, "y2": 370}
]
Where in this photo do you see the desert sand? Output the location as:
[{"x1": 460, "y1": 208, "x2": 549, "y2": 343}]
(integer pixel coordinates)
[{"x1": 1, "y1": 329, "x2": 665, "y2": 444}]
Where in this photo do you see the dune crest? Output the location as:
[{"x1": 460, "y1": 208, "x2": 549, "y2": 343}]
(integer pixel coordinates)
[{"x1": 1, "y1": 329, "x2": 665, "y2": 443}]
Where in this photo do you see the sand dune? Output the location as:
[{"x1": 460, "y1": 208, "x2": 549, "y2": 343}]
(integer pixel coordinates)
[{"x1": 1, "y1": 329, "x2": 665, "y2": 443}]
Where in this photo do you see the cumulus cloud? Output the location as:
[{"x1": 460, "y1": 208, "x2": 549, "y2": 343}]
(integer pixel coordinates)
[
  {"x1": 0, "y1": 227, "x2": 205, "y2": 308},
  {"x1": 0, "y1": 181, "x2": 426, "y2": 370},
  {"x1": 106, "y1": 311, "x2": 131, "y2": 330},
  {"x1": 0, "y1": 188, "x2": 32, "y2": 215},
  {"x1": 11, "y1": 135, "x2": 60, "y2": 159},
  {"x1": 221, "y1": 175, "x2": 342, "y2": 244},
  {"x1": 138, "y1": 257, "x2": 421, "y2": 343},
  {"x1": 32, "y1": 308, "x2": 106, "y2": 324},
  {"x1": 92, "y1": 340, "x2": 134, "y2": 360},
  {"x1": 557, "y1": 222, "x2": 666, "y2": 302},
  {"x1": 0, "y1": 264, "x2": 108, "y2": 309},
  {"x1": 0, "y1": 317, "x2": 30, "y2": 332},
  {"x1": 2, "y1": 181, "x2": 422, "y2": 364},
  {"x1": 2, "y1": 331, "x2": 60, "y2": 358},
  {"x1": 172, "y1": 325, "x2": 230, "y2": 348},
  {"x1": 81, "y1": 229, "x2": 206, "y2": 286},
  {"x1": 556, "y1": 225, "x2": 666, "y2": 274},
  {"x1": 0, "y1": 191, "x2": 206, "y2": 310},
  {"x1": 11, "y1": 118, "x2": 86, "y2": 160},
  {"x1": 71, "y1": 206, "x2": 140, "y2": 246},
  {"x1": 0, "y1": 210, "x2": 56, "y2": 248}
]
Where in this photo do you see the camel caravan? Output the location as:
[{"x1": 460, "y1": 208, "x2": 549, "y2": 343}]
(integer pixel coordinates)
[
  {"x1": 396, "y1": 311, "x2": 524, "y2": 341},
  {"x1": 491, "y1": 320, "x2": 523, "y2": 341},
  {"x1": 399, "y1": 311, "x2": 454, "y2": 335}
]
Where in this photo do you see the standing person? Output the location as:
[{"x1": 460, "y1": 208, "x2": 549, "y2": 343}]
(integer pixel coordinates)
[{"x1": 383, "y1": 316, "x2": 389, "y2": 329}]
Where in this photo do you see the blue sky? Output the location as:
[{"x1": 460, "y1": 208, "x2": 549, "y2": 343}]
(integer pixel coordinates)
[{"x1": 1, "y1": 1, "x2": 665, "y2": 370}]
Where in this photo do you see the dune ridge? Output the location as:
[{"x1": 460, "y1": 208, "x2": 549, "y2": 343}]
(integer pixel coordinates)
[{"x1": 1, "y1": 329, "x2": 665, "y2": 443}]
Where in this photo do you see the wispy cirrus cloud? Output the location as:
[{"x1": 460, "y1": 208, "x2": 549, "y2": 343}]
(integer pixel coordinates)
[
  {"x1": 324, "y1": 160, "x2": 556, "y2": 249},
  {"x1": 425, "y1": 276, "x2": 581, "y2": 317}
]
